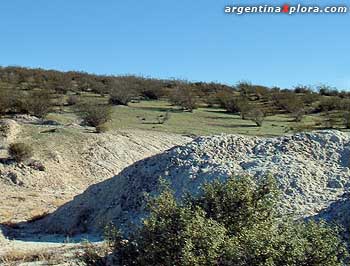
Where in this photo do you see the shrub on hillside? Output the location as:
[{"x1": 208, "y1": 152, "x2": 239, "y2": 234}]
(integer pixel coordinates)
[
  {"x1": 8, "y1": 142, "x2": 33, "y2": 162},
  {"x1": 237, "y1": 81, "x2": 252, "y2": 97},
  {"x1": 205, "y1": 94, "x2": 221, "y2": 107},
  {"x1": 318, "y1": 85, "x2": 339, "y2": 96},
  {"x1": 221, "y1": 97, "x2": 240, "y2": 113},
  {"x1": 215, "y1": 92, "x2": 250, "y2": 115},
  {"x1": 219, "y1": 95, "x2": 252, "y2": 119},
  {"x1": 300, "y1": 92, "x2": 320, "y2": 105},
  {"x1": 291, "y1": 108, "x2": 306, "y2": 122},
  {"x1": 247, "y1": 108, "x2": 265, "y2": 126},
  {"x1": 169, "y1": 86, "x2": 198, "y2": 112},
  {"x1": 67, "y1": 95, "x2": 79, "y2": 106},
  {"x1": 236, "y1": 97, "x2": 252, "y2": 119},
  {"x1": 317, "y1": 98, "x2": 339, "y2": 112},
  {"x1": 78, "y1": 103, "x2": 112, "y2": 130},
  {"x1": 271, "y1": 92, "x2": 305, "y2": 113},
  {"x1": 109, "y1": 89, "x2": 134, "y2": 106},
  {"x1": 22, "y1": 90, "x2": 53, "y2": 118},
  {"x1": 212, "y1": 91, "x2": 235, "y2": 109},
  {"x1": 337, "y1": 99, "x2": 350, "y2": 111},
  {"x1": 344, "y1": 112, "x2": 350, "y2": 129},
  {"x1": 0, "y1": 89, "x2": 23, "y2": 115},
  {"x1": 108, "y1": 79, "x2": 136, "y2": 106},
  {"x1": 323, "y1": 112, "x2": 337, "y2": 129},
  {"x1": 139, "y1": 79, "x2": 165, "y2": 100},
  {"x1": 294, "y1": 85, "x2": 312, "y2": 94},
  {"x1": 80, "y1": 176, "x2": 348, "y2": 266}
]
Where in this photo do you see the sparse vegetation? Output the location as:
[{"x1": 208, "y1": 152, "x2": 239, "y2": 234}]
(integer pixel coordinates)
[
  {"x1": 0, "y1": 246, "x2": 80, "y2": 265},
  {"x1": 67, "y1": 95, "x2": 79, "y2": 106},
  {"x1": 323, "y1": 112, "x2": 337, "y2": 129},
  {"x1": 95, "y1": 123, "x2": 110, "y2": 133},
  {"x1": 1, "y1": 66, "x2": 350, "y2": 134},
  {"x1": 247, "y1": 108, "x2": 265, "y2": 127},
  {"x1": 78, "y1": 103, "x2": 112, "y2": 130},
  {"x1": 216, "y1": 92, "x2": 240, "y2": 113},
  {"x1": 8, "y1": 142, "x2": 33, "y2": 162},
  {"x1": 22, "y1": 90, "x2": 54, "y2": 118},
  {"x1": 157, "y1": 111, "x2": 171, "y2": 124},
  {"x1": 0, "y1": 89, "x2": 23, "y2": 115},
  {"x1": 344, "y1": 112, "x2": 350, "y2": 129},
  {"x1": 169, "y1": 86, "x2": 198, "y2": 112},
  {"x1": 108, "y1": 80, "x2": 135, "y2": 106},
  {"x1": 2, "y1": 66, "x2": 350, "y2": 266},
  {"x1": 291, "y1": 107, "x2": 305, "y2": 122}
]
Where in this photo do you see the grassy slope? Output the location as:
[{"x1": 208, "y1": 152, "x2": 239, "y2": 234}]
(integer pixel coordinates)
[
  {"x1": 48, "y1": 99, "x2": 332, "y2": 137},
  {"x1": 111, "y1": 101, "x2": 331, "y2": 136},
  {"x1": 45, "y1": 92, "x2": 350, "y2": 137}
]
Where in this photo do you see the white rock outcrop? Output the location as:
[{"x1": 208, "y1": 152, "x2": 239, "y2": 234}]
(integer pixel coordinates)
[{"x1": 38, "y1": 130, "x2": 350, "y2": 234}]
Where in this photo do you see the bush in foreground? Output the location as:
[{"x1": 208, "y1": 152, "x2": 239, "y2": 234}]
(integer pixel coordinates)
[
  {"x1": 8, "y1": 142, "x2": 33, "y2": 162},
  {"x1": 80, "y1": 176, "x2": 348, "y2": 266}
]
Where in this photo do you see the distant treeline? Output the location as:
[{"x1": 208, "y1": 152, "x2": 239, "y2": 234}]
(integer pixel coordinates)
[
  {"x1": 0, "y1": 65, "x2": 349, "y2": 99},
  {"x1": 0, "y1": 66, "x2": 233, "y2": 99},
  {"x1": 2, "y1": 66, "x2": 350, "y2": 123}
]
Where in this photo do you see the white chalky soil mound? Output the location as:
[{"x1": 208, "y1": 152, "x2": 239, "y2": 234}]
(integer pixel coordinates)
[{"x1": 36, "y1": 130, "x2": 350, "y2": 235}]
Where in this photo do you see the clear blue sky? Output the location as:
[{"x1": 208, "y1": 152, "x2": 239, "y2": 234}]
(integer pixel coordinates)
[{"x1": 0, "y1": 0, "x2": 349, "y2": 89}]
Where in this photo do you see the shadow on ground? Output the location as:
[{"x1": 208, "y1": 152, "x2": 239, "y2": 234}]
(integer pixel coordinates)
[{"x1": 0, "y1": 152, "x2": 169, "y2": 243}]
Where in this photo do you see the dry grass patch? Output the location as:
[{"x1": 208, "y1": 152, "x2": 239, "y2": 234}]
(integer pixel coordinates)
[{"x1": 0, "y1": 246, "x2": 80, "y2": 265}]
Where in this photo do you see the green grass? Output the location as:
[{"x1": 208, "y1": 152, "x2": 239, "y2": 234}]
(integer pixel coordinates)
[
  {"x1": 43, "y1": 98, "x2": 349, "y2": 137},
  {"x1": 104, "y1": 100, "x2": 323, "y2": 136}
]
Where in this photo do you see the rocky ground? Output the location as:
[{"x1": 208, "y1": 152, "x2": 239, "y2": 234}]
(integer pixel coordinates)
[
  {"x1": 1, "y1": 116, "x2": 350, "y2": 265},
  {"x1": 0, "y1": 116, "x2": 191, "y2": 264},
  {"x1": 34, "y1": 130, "x2": 350, "y2": 235}
]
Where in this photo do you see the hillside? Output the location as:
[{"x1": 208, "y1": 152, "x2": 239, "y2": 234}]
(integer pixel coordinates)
[{"x1": 30, "y1": 130, "x2": 350, "y2": 235}]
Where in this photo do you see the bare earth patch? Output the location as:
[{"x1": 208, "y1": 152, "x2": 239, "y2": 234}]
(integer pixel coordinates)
[{"x1": 0, "y1": 118, "x2": 191, "y2": 264}]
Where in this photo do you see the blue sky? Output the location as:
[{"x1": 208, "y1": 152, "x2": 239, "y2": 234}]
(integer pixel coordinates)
[{"x1": 0, "y1": 0, "x2": 349, "y2": 89}]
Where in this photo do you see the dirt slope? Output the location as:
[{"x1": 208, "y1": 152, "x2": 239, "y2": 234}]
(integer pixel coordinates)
[
  {"x1": 36, "y1": 130, "x2": 350, "y2": 235},
  {"x1": 0, "y1": 118, "x2": 191, "y2": 225}
]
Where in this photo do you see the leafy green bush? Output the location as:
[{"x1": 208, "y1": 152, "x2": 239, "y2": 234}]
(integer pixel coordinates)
[
  {"x1": 8, "y1": 142, "x2": 33, "y2": 162},
  {"x1": 81, "y1": 176, "x2": 348, "y2": 266}
]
